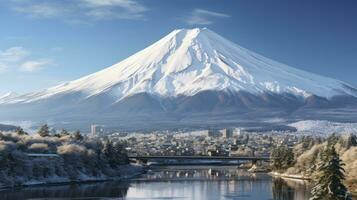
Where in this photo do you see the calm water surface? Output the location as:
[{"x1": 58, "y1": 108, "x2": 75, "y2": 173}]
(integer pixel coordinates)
[{"x1": 0, "y1": 166, "x2": 311, "y2": 200}]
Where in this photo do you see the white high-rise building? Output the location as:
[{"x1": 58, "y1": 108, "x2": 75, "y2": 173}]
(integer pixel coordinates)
[{"x1": 91, "y1": 124, "x2": 105, "y2": 136}]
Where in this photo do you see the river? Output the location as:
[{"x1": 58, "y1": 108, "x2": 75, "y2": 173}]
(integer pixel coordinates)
[{"x1": 0, "y1": 166, "x2": 311, "y2": 200}]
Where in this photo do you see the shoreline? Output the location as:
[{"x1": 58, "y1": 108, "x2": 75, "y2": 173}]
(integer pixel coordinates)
[
  {"x1": 270, "y1": 172, "x2": 357, "y2": 197},
  {"x1": 0, "y1": 164, "x2": 144, "y2": 190},
  {"x1": 269, "y1": 171, "x2": 311, "y2": 181}
]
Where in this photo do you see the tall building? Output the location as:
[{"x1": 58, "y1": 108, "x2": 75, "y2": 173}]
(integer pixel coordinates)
[
  {"x1": 207, "y1": 128, "x2": 221, "y2": 138},
  {"x1": 91, "y1": 124, "x2": 105, "y2": 136},
  {"x1": 221, "y1": 128, "x2": 233, "y2": 138}
]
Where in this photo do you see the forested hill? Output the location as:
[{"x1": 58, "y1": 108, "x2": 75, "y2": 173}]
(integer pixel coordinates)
[{"x1": 0, "y1": 124, "x2": 17, "y2": 132}]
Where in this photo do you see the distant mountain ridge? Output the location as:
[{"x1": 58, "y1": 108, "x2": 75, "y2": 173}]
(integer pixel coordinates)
[
  {"x1": 0, "y1": 28, "x2": 356, "y2": 130},
  {"x1": 0, "y1": 123, "x2": 18, "y2": 132}
]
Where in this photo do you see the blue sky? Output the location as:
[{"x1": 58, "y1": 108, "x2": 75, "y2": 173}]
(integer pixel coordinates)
[{"x1": 0, "y1": 0, "x2": 356, "y2": 94}]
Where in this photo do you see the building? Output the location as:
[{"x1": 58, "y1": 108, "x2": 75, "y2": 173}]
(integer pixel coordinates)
[
  {"x1": 221, "y1": 128, "x2": 233, "y2": 138},
  {"x1": 207, "y1": 128, "x2": 221, "y2": 138},
  {"x1": 91, "y1": 124, "x2": 105, "y2": 136}
]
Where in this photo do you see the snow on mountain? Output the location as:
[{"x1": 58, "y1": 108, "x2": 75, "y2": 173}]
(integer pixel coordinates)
[
  {"x1": 0, "y1": 92, "x2": 19, "y2": 103},
  {"x1": 2, "y1": 28, "x2": 356, "y2": 105},
  {"x1": 289, "y1": 120, "x2": 357, "y2": 134}
]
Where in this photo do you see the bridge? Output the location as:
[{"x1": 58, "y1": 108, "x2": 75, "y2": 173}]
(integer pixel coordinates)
[{"x1": 129, "y1": 155, "x2": 270, "y2": 165}]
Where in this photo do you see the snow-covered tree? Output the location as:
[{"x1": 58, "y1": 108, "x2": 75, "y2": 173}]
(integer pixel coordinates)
[
  {"x1": 73, "y1": 130, "x2": 83, "y2": 141},
  {"x1": 271, "y1": 145, "x2": 295, "y2": 171},
  {"x1": 310, "y1": 146, "x2": 351, "y2": 200},
  {"x1": 37, "y1": 124, "x2": 50, "y2": 137},
  {"x1": 59, "y1": 129, "x2": 70, "y2": 137},
  {"x1": 15, "y1": 127, "x2": 27, "y2": 136}
]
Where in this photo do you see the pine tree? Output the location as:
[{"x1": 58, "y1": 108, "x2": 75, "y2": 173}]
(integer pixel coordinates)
[
  {"x1": 60, "y1": 129, "x2": 70, "y2": 137},
  {"x1": 73, "y1": 130, "x2": 83, "y2": 141},
  {"x1": 327, "y1": 133, "x2": 339, "y2": 146},
  {"x1": 37, "y1": 124, "x2": 50, "y2": 137},
  {"x1": 114, "y1": 142, "x2": 129, "y2": 165},
  {"x1": 271, "y1": 145, "x2": 295, "y2": 171},
  {"x1": 345, "y1": 134, "x2": 357, "y2": 149},
  {"x1": 283, "y1": 147, "x2": 295, "y2": 169},
  {"x1": 271, "y1": 146, "x2": 284, "y2": 170},
  {"x1": 15, "y1": 127, "x2": 28, "y2": 135},
  {"x1": 310, "y1": 146, "x2": 351, "y2": 200},
  {"x1": 103, "y1": 140, "x2": 116, "y2": 168}
]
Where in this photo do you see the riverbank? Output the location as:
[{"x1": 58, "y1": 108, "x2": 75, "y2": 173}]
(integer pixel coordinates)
[
  {"x1": 269, "y1": 171, "x2": 310, "y2": 181},
  {"x1": 0, "y1": 165, "x2": 312, "y2": 200},
  {"x1": 0, "y1": 164, "x2": 144, "y2": 190},
  {"x1": 270, "y1": 171, "x2": 357, "y2": 198}
]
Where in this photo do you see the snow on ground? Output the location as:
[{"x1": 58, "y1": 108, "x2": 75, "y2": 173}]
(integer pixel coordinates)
[
  {"x1": 8, "y1": 164, "x2": 144, "y2": 188},
  {"x1": 289, "y1": 120, "x2": 357, "y2": 134}
]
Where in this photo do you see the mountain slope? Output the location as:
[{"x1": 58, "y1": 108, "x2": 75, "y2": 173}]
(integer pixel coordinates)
[
  {"x1": 3, "y1": 28, "x2": 356, "y2": 105},
  {"x1": 0, "y1": 28, "x2": 356, "y2": 130},
  {"x1": 0, "y1": 92, "x2": 18, "y2": 103}
]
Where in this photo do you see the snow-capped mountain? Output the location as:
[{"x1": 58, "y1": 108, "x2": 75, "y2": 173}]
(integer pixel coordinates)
[
  {"x1": 3, "y1": 28, "x2": 356, "y2": 104},
  {"x1": 0, "y1": 92, "x2": 19, "y2": 103},
  {"x1": 0, "y1": 28, "x2": 356, "y2": 130}
]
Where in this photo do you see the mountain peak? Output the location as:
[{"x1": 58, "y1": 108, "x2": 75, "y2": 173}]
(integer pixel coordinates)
[
  {"x1": 172, "y1": 27, "x2": 208, "y2": 33},
  {"x1": 2, "y1": 28, "x2": 356, "y2": 104},
  {"x1": 1, "y1": 28, "x2": 357, "y2": 129}
]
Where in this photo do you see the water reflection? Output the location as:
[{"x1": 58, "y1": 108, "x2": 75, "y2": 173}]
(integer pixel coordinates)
[
  {"x1": 0, "y1": 181, "x2": 129, "y2": 199},
  {"x1": 0, "y1": 166, "x2": 312, "y2": 200},
  {"x1": 138, "y1": 166, "x2": 272, "y2": 181},
  {"x1": 272, "y1": 178, "x2": 311, "y2": 200},
  {"x1": 126, "y1": 166, "x2": 309, "y2": 200}
]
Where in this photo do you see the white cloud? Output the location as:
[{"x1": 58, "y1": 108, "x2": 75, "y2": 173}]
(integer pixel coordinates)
[
  {"x1": 14, "y1": 3, "x2": 66, "y2": 19},
  {"x1": 0, "y1": 47, "x2": 29, "y2": 62},
  {"x1": 0, "y1": 46, "x2": 53, "y2": 73},
  {"x1": 0, "y1": 47, "x2": 29, "y2": 72},
  {"x1": 20, "y1": 59, "x2": 53, "y2": 72},
  {"x1": 81, "y1": 0, "x2": 148, "y2": 20},
  {"x1": 186, "y1": 9, "x2": 230, "y2": 25},
  {"x1": 81, "y1": 0, "x2": 147, "y2": 12},
  {"x1": 9, "y1": 0, "x2": 148, "y2": 22}
]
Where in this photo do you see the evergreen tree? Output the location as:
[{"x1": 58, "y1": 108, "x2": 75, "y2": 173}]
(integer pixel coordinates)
[
  {"x1": 344, "y1": 134, "x2": 357, "y2": 149},
  {"x1": 15, "y1": 127, "x2": 28, "y2": 136},
  {"x1": 114, "y1": 142, "x2": 129, "y2": 164},
  {"x1": 37, "y1": 124, "x2": 50, "y2": 137},
  {"x1": 73, "y1": 130, "x2": 83, "y2": 141},
  {"x1": 271, "y1": 146, "x2": 283, "y2": 170},
  {"x1": 60, "y1": 129, "x2": 70, "y2": 137},
  {"x1": 271, "y1": 145, "x2": 295, "y2": 171},
  {"x1": 310, "y1": 146, "x2": 351, "y2": 200},
  {"x1": 103, "y1": 140, "x2": 116, "y2": 168},
  {"x1": 327, "y1": 133, "x2": 339, "y2": 146},
  {"x1": 283, "y1": 147, "x2": 295, "y2": 169}
]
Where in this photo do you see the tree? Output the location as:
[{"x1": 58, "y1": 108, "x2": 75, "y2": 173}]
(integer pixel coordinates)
[
  {"x1": 271, "y1": 145, "x2": 295, "y2": 171},
  {"x1": 60, "y1": 129, "x2": 70, "y2": 137},
  {"x1": 37, "y1": 124, "x2": 50, "y2": 137},
  {"x1": 283, "y1": 147, "x2": 295, "y2": 169},
  {"x1": 114, "y1": 142, "x2": 129, "y2": 165},
  {"x1": 342, "y1": 134, "x2": 357, "y2": 149},
  {"x1": 102, "y1": 140, "x2": 129, "y2": 167},
  {"x1": 271, "y1": 146, "x2": 284, "y2": 170},
  {"x1": 102, "y1": 140, "x2": 116, "y2": 168},
  {"x1": 327, "y1": 133, "x2": 339, "y2": 146},
  {"x1": 15, "y1": 127, "x2": 28, "y2": 136},
  {"x1": 73, "y1": 130, "x2": 83, "y2": 141},
  {"x1": 310, "y1": 146, "x2": 351, "y2": 200}
]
